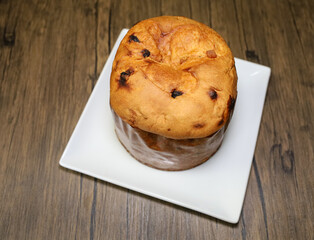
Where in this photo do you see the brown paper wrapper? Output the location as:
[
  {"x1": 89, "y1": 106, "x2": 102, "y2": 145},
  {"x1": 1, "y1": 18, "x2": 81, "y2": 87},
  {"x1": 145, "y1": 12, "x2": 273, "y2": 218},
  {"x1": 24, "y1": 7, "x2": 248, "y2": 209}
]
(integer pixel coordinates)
[{"x1": 112, "y1": 110, "x2": 231, "y2": 171}]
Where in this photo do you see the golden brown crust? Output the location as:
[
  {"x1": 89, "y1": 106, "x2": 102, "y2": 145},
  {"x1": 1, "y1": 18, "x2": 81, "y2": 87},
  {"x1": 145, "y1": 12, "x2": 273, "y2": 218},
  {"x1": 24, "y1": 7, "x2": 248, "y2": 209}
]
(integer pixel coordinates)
[{"x1": 110, "y1": 16, "x2": 237, "y2": 139}]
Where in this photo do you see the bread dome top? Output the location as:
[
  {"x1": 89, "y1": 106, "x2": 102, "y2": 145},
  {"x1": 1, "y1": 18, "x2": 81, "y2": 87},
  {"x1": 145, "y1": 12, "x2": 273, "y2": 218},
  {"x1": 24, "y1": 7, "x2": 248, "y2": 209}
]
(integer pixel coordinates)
[{"x1": 110, "y1": 16, "x2": 237, "y2": 139}]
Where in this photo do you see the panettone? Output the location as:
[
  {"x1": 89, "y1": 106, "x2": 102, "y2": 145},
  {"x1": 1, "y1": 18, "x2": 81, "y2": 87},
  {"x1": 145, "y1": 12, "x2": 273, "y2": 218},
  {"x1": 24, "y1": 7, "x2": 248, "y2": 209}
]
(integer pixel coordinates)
[{"x1": 110, "y1": 16, "x2": 237, "y2": 170}]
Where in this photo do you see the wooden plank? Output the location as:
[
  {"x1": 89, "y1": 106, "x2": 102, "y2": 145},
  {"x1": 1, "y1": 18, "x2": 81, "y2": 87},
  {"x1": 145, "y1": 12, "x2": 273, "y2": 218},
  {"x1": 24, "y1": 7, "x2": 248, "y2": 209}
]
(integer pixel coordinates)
[
  {"x1": 0, "y1": 0, "x2": 98, "y2": 238},
  {"x1": 234, "y1": 0, "x2": 314, "y2": 239},
  {"x1": 161, "y1": 0, "x2": 191, "y2": 17}
]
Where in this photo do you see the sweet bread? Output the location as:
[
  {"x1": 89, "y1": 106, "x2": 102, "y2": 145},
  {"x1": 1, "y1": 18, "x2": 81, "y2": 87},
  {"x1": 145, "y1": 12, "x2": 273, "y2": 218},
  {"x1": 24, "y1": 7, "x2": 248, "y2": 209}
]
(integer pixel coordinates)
[{"x1": 110, "y1": 16, "x2": 237, "y2": 170}]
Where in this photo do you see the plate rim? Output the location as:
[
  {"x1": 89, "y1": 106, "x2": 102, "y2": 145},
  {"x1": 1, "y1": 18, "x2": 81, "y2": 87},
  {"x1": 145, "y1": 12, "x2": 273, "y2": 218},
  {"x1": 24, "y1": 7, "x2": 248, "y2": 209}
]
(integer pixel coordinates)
[{"x1": 59, "y1": 28, "x2": 271, "y2": 224}]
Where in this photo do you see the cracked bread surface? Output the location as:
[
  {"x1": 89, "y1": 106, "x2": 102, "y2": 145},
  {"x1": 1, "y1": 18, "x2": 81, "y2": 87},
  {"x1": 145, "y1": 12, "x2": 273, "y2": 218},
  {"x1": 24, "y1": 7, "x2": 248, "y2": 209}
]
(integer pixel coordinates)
[{"x1": 110, "y1": 16, "x2": 237, "y2": 139}]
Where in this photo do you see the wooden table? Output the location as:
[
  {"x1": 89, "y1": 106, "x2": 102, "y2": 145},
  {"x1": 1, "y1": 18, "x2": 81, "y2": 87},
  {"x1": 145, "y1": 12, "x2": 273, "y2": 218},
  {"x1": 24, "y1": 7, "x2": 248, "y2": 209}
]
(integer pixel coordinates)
[{"x1": 0, "y1": 0, "x2": 313, "y2": 239}]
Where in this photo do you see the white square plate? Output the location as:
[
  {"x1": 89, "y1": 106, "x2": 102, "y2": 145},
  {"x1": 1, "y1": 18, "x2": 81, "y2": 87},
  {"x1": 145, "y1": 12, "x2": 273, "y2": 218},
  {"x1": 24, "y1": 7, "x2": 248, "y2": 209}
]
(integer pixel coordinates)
[{"x1": 59, "y1": 29, "x2": 271, "y2": 223}]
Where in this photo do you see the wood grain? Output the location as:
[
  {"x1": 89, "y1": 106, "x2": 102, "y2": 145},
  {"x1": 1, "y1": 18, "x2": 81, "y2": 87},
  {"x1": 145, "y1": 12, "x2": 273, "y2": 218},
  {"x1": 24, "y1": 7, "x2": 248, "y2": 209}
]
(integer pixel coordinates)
[{"x1": 0, "y1": 0, "x2": 313, "y2": 239}]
